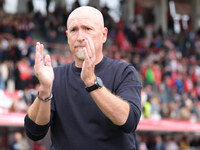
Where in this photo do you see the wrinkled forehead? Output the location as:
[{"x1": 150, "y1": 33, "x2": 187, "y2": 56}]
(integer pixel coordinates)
[{"x1": 67, "y1": 6, "x2": 104, "y2": 29}]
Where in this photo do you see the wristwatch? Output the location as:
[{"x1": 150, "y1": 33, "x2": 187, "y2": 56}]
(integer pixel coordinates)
[{"x1": 85, "y1": 77, "x2": 103, "y2": 92}]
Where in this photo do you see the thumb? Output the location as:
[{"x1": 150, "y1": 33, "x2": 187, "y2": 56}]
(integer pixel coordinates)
[{"x1": 45, "y1": 54, "x2": 52, "y2": 67}]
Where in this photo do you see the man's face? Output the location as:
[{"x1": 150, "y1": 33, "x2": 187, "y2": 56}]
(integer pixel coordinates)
[{"x1": 66, "y1": 11, "x2": 107, "y2": 60}]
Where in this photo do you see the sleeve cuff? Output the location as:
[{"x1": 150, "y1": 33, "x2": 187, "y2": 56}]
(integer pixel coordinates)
[
  {"x1": 24, "y1": 114, "x2": 50, "y2": 141},
  {"x1": 119, "y1": 104, "x2": 141, "y2": 133}
]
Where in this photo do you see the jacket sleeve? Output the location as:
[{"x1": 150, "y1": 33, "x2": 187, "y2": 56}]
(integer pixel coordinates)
[
  {"x1": 115, "y1": 65, "x2": 142, "y2": 133},
  {"x1": 119, "y1": 104, "x2": 141, "y2": 133},
  {"x1": 24, "y1": 114, "x2": 50, "y2": 141}
]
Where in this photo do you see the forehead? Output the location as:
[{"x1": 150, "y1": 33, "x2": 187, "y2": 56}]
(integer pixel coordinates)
[{"x1": 67, "y1": 16, "x2": 98, "y2": 28}]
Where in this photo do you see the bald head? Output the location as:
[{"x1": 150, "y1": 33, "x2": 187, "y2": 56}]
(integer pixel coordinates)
[
  {"x1": 67, "y1": 6, "x2": 104, "y2": 30},
  {"x1": 66, "y1": 6, "x2": 108, "y2": 63}
]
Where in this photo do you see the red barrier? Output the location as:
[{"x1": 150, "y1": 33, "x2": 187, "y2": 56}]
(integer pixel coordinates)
[
  {"x1": 0, "y1": 112, "x2": 26, "y2": 127},
  {"x1": 1, "y1": 112, "x2": 200, "y2": 133},
  {"x1": 137, "y1": 118, "x2": 200, "y2": 132}
]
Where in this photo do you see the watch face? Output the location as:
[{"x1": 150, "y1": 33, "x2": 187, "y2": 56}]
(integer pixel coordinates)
[{"x1": 96, "y1": 77, "x2": 103, "y2": 87}]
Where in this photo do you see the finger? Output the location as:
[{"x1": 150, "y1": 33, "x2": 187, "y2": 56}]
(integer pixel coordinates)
[
  {"x1": 35, "y1": 42, "x2": 43, "y2": 67},
  {"x1": 82, "y1": 47, "x2": 90, "y2": 61},
  {"x1": 45, "y1": 54, "x2": 52, "y2": 67},
  {"x1": 40, "y1": 43, "x2": 44, "y2": 59},
  {"x1": 83, "y1": 40, "x2": 91, "y2": 58},
  {"x1": 84, "y1": 38, "x2": 92, "y2": 58},
  {"x1": 85, "y1": 37, "x2": 95, "y2": 58}
]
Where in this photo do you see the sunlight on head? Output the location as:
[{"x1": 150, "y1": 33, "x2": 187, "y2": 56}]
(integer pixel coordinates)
[{"x1": 67, "y1": 6, "x2": 104, "y2": 29}]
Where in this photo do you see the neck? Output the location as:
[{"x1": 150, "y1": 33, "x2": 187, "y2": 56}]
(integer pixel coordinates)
[{"x1": 75, "y1": 53, "x2": 103, "y2": 68}]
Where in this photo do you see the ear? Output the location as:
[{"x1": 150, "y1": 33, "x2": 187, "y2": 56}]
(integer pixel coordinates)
[
  {"x1": 66, "y1": 30, "x2": 68, "y2": 38},
  {"x1": 102, "y1": 27, "x2": 108, "y2": 44},
  {"x1": 66, "y1": 30, "x2": 70, "y2": 44}
]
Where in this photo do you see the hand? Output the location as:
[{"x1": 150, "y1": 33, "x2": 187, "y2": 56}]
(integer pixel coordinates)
[
  {"x1": 34, "y1": 42, "x2": 54, "y2": 94},
  {"x1": 80, "y1": 37, "x2": 96, "y2": 87}
]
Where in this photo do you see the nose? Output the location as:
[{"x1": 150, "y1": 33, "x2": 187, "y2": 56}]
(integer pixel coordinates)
[{"x1": 77, "y1": 30, "x2": 85, "y2": 42}]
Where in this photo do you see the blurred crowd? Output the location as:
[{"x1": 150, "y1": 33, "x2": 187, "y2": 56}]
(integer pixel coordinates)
[
  {"x1": 0, "y1": 0, "x2": 200, "y2": 149},
  {"x1": 137, "y1": 132, "x2": 200, "y2": 150},
  {"x1": 1, "y1": 1, "x2": 199, "y2": 121}
]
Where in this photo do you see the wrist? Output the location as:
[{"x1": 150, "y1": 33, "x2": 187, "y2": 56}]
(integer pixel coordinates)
[
  {"x1": 85, "y1": 77, "x2": 103, "y2": 92},
  {"x1": 37, "y1": 91, "x2": 53, "y2": 102},
  {"x1": 38, "y1": 86, "x2": 52, "y2": 98},
  {"x1": 84, "y1": 76, "x2": 96, "y2": 87}
]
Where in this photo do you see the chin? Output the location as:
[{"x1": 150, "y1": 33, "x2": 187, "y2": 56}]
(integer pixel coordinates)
[
  {"x1": 76, "y1": 49, "x2": 85, "y2": 60},
  {"x1": 75, "y1": 53, "x2": 85, "y2": 60}
]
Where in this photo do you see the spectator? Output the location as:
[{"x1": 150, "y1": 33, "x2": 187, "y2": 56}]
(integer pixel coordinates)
[
  {"x1": 155, "y1": 135, "x2": 166, "y2": 150},
  {"x1": 8, "y1": 132, "x2": 30, "y2": 150},
  {"x1": 179, "y1": 136, "x2": 190, "y2": 150},
  {"x1": 166, "y1": 137, "x2": 179, "y2": 150},
  {"x1": 33, "y1": 141, "x2": 45, "y2": 150}
]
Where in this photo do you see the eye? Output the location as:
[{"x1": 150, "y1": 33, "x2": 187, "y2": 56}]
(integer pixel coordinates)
[
  {"x1": 85, "y1": 27, "x2": 91, "y2": 31},
  {"x1": 70, "y1": 27, "x2": 77, "y2": 32}
]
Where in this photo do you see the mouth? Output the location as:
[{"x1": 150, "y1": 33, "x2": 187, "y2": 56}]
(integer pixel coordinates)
[
  {"x1": 74, "y1": 43, "x2": 86, "y2": 48},
  {"x1": 75, "y1": 46, "x2": 85, "y2": 48}
]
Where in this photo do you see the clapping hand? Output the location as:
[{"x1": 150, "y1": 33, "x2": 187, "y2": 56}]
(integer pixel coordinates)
[{"x1": 34, "y1": 42, "x2": 54, "y2": 94}]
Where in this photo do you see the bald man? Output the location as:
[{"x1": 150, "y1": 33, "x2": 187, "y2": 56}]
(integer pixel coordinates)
[{"x1": 24, "y1": 6, "x2": 142, "y2": 150}]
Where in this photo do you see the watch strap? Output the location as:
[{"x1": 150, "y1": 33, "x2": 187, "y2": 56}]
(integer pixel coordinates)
[{"x1": 85, "y1": 84, "x2": 99, "y2": 92}]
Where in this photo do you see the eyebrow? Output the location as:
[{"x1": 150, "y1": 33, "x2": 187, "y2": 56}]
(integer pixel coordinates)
[{"x1": 69, "y1": 24, "x2": 94, "y2": 31}]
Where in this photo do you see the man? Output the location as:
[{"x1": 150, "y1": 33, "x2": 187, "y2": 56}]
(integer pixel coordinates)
[{"x1": 24, "y1": 6, "x2": 142, "y2": 150}]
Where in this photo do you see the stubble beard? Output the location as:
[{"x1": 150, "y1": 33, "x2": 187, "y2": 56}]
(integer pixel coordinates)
[{"x1": 76, "y1": 48, "x2": 85, "y2": 60}]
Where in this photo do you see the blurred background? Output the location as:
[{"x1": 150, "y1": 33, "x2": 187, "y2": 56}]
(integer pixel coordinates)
[{"x1": 0, "y1": 0, "x2": 200, "y2": 149}]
